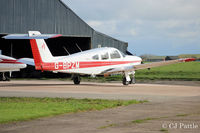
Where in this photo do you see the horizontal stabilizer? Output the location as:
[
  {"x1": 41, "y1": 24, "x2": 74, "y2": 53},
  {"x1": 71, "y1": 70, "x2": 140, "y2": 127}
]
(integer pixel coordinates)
[
  {"x1": 17, "y1": 58, "x2": 35, "y2": 66},
  {"x1": 3, "y1": 34, "x2": 62, "y2": 39}
]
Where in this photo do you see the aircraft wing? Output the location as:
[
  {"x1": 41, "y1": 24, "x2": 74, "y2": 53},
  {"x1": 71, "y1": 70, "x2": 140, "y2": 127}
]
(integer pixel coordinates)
[
  {"x1": 103, "y1": 58, "x2": 195, "y2": 76},
  {"x1": 17, "y1": 58, "x2": 35, "y2": 66},
  {"x1": 3, "y1": 33, "x2": 62, "y2": 39}
]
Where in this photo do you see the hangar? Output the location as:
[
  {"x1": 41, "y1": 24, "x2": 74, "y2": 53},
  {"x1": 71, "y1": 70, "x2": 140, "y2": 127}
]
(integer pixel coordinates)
[
  {"x1": 0, "y1": 0, "x2": 128, "y2": 56},
  {"x1": 0, "y1": 0, "x2": 128, "y2": 78}
]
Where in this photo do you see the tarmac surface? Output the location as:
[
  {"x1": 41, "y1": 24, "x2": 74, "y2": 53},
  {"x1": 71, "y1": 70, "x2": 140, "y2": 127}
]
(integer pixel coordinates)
[{"x1": 0, "y1": 80, "x2": 200, "y2": 133}]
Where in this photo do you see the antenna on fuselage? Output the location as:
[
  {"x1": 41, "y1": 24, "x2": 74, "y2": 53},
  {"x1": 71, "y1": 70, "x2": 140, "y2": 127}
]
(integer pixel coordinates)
[
  {"x1": 76, "y1": 43, "x2": 82, "y2": 52},
  {"x1": 63, "y1": 46, "x2": 70, "y2": 55}
]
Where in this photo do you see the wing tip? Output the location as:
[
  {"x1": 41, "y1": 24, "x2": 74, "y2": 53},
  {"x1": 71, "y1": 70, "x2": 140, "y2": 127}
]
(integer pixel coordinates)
[
  {"x1": 180, "y1": 58, "x2": 196, "y2": 62},
  {"x1": 52, "y1": 34, "x2": 62, "y2": 38}
]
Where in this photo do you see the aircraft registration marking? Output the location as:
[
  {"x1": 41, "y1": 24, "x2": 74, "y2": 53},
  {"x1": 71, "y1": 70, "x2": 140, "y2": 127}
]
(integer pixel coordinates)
[{"x1": 54, "y1": 61, "x2": 80, "y2": 70}]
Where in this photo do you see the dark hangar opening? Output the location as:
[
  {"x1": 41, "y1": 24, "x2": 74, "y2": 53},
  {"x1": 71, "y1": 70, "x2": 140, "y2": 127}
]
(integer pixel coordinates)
[
  {"x1": 47, "y1": 36, "x2": 91, "y2": 56},
  {"x1": 0, "y1": 35, "x2": 91, "y2": 58},
  {"x1": 0, "y1": 34, "x2": 32, "y2": 58}
]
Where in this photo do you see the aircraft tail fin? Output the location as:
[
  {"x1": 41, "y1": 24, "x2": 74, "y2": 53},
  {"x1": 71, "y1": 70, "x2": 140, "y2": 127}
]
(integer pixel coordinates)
[{"x1": 28, "y1": 31, "x2": 53, "y2": 62}]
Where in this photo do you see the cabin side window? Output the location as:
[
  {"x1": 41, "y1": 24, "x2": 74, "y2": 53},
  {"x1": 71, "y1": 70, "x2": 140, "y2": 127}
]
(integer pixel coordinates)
[
  {"x1": 92, "y1": 54, "x2": 99, "y2": 60},
  {"x1": 110, "y1": 50, "x2": 121, "y2": 59},
  {"x1": 101, "y1": 52, "x2": 109, "y2": 60}
]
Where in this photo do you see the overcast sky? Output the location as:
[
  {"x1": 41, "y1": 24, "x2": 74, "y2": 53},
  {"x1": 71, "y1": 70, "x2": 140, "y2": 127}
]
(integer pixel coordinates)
[{"x1": 63, "y1": 0, "x2": 200, "y2": 55}]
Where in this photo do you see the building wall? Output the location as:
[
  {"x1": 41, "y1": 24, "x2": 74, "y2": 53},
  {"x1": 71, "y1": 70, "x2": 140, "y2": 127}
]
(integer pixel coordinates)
[
  {"x1": 0, "y1": 0, "x2": 93, "y2": 36},
  {"x1": 0, "y1": 0, "x2": 127, "y2": 53}
]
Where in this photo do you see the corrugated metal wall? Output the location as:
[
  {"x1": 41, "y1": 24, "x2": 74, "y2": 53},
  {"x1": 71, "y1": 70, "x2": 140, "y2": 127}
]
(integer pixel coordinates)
[
  {"x1": 0, "y1": 0, "x2": 128, "y2": 53},
  {"x1": 0, "y1": 0, "x2": 93, "y2": 36}
]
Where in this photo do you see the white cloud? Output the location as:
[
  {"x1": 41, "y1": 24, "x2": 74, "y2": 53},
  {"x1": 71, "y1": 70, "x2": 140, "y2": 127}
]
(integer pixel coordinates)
[
  {"x1": 87, "y1": 21, "x2": 102, "y2": 27},
  {"x1": 87, "y1": 20, "x2": 118, "y2": 35}
]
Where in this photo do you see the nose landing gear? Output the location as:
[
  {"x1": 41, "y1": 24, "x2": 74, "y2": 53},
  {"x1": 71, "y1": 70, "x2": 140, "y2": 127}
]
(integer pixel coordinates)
[
  {"x1": 122, "y1": 71, "x2": 135, "y2": 85},
  {"x1": 122, "y1": 76, "x2": 129, "y2": 85}
]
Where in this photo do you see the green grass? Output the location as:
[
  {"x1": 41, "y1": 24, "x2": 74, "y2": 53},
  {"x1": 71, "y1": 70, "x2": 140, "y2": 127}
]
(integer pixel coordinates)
[
  {"x1": 176, "y1": 114, "x2": 189, "y2": 117},
  {"x1": 179, "y1": 54, "x2": 200, "y2": 58},
  {"x1": 136, "y1": 62, "x2": 200, "y2": 81},
  {"x1": 0, "y1": 97, "x2": 146, "y2": 124},
  {"x1": 160, "y1": 128, "x2": 169, "y2": 133},
  {"x1": 98, "y1": 124, "x2": 116, "y2": 129},
  {"x1": 84, "y1": 62, "x2": 200, "y2": 81},
  {"x1": 132, "y1": 117, "x2": 157, "y2": 124}
]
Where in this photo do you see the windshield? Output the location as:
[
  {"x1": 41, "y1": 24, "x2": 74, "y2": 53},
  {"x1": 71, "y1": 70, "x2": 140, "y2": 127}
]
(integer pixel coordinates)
[{"x1": 110, "y1": 50, "x2": 121, "y2": 59}]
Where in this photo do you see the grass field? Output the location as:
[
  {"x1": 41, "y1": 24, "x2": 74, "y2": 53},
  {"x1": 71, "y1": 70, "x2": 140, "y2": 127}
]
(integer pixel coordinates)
[
  {"x1": 179, "y1": 54, "x2": 200, "y2": 58},
  {"x1": 136, "y1": 62, "x2": 200, "y2": 81},
  {"x1": 0, "y1": 97, "x2": 146, "y2": 124},
  {"x1": 81, "y1": 62, "x2": 200, "y2": 81}
]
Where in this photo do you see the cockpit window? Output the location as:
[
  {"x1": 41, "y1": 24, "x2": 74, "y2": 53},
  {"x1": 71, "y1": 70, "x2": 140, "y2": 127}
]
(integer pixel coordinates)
[
  {"x1": 101, "y1": 52, "x2": 109, "y2": 60},
  {"x1": 92, "y1": 54, "x2": 99, "y2": 60},
  {"x1": 110, "y1": 50, "x2": 121, "y2": 59}
]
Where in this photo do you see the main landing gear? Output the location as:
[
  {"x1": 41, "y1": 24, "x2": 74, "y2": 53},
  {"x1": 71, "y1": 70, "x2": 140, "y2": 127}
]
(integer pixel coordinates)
[
  {"x1": 122, "y1": 71, "x2": 136, "y2": 85},
  {"x1": 72, "y1": 74, "x2": 81, "y2": 85},
  {"x1": 0, "y1": 72, "x2": 10, "y2": 81}
]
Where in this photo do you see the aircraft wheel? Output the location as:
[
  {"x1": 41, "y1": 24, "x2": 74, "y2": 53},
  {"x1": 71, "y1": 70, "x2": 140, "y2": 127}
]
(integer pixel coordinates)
[
  {"x1": 122, "y1": 77, "x2": 129, "y2": 85},
  {"x1": 73, "y1": 76, "x2": 80, "y2": 85},
  {"x1": 1, "y1": 72, "x2": 10, "y2": 81}
]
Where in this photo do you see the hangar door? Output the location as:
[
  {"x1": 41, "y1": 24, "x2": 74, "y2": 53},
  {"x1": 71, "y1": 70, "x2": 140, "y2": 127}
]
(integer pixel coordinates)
[
  {"x1": 0, "y1": 35, "x2": 91, "y2": 58},
  {"x1": 46, "y1": 36, "x2": 91, "y2": 56}
]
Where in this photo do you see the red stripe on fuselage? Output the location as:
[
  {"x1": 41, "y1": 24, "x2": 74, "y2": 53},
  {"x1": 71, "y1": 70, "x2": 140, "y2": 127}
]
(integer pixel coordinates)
[
  {"x1": 36, "y1": 60, "x2": 141, "y2": 71},
  {"x1": 0, "y1": 59, "x2": 23, "y2": 64}
]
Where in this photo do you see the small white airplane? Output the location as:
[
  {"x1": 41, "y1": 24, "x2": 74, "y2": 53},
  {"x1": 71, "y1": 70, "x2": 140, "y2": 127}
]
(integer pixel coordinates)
[
  {"x1": 3, "y1": 31, "x2": 195, "y2": 85},
  {"x1": 0, "y1": 54, "x2": 27, "y2": 81}
]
